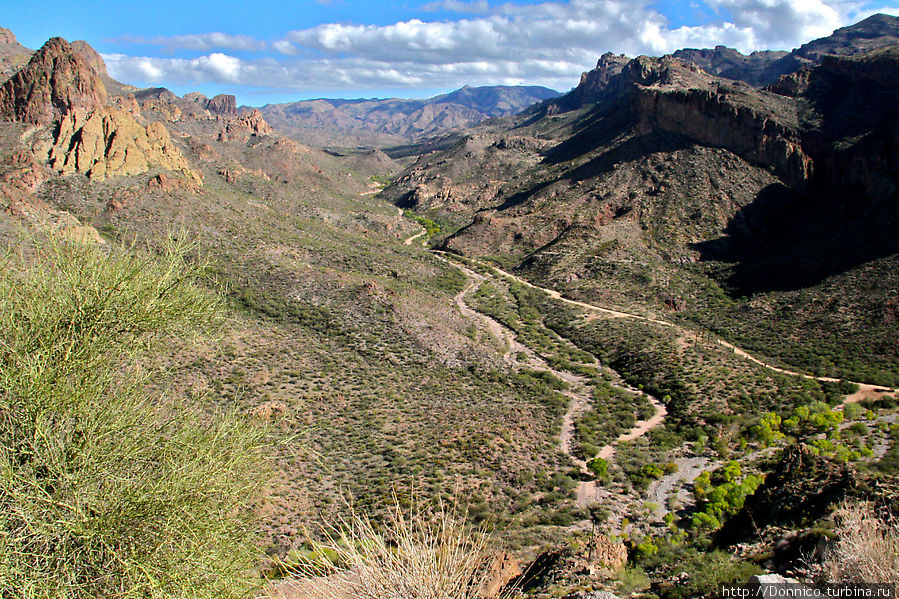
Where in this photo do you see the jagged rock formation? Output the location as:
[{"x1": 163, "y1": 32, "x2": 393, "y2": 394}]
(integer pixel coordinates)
[
  {"x1": 206, "y1": 93, "x2": 237, "y2": 115},
  {"x1": 553, "y1": 53, "x2": 630, "y2": 111},
  {"x1": 0, "y1": 36, "x2": 199, "y2": 184},
  {"x1": 625, "y1": 56, "x2": 812, "y2": 187},
  {"x1": 0, "y1": 37, "x2": 106, "y2": 125},
  {"x1": 183, "y1": 91, "x2": 208, "y2": 105},
  {"x1": 671, "y1": 46, "x2": 789, "y2": 86},
  {"x1": 47, "y1": 106, "x2": 196, "y2": 182},
  {"x1": 218, "y1": 108, "x2": 272, "y2": 142},
  {"x1": 70, "y1": 40, "x2": 107, "y2": 77}
]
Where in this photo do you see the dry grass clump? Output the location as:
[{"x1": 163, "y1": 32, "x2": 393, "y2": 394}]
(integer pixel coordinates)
[
  {"x1": 824, "y1": 500, "x2": 899, "y2": 585},
  {"x1": 290, "y1": 500, "x2": 501, "y2": 599}
]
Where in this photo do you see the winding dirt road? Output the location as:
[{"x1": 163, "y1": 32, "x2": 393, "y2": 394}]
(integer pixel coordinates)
[
  {"x1": 431, "y1": 250, "x2": 898, "y2": 406},
  {"x1": 432, "y1": 251, "x2": 669, "y2": 509}
]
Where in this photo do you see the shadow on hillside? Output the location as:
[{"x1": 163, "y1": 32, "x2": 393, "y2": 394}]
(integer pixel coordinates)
[
  {"x1": 693, "y1": 182, "x2": 899, "y2": 295},
  {"x1": 540, "y1": 100, "x2": 632, "y2": 165},
  {"x1": 493, "y1": 131, "x2": 692, "y2": 212}
]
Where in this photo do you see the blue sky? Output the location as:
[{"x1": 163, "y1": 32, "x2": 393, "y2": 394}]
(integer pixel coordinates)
[{"x1": 3, "y1": 0, "x2": 898, "y2": 105}]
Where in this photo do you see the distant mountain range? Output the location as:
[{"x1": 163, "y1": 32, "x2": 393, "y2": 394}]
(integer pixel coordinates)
[{"x1": 257, "y1": 85, "x2": 561, "y2": 148}]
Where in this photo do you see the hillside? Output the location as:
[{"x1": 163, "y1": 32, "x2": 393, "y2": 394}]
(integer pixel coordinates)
[
  {"x1": 0, "y1": 33, "x2": 579, "y2": 567},
  {"x1": 258, "y1": 85, "x2": 560, "y2": 148},
  {"x1": 2, "y1": 17, "x2": 899, "y2": 599},
  {"x1": 383, "y1": 19, "x2": 899, "y2": 387}
]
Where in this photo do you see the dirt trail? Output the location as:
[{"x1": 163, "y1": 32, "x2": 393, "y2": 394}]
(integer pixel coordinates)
[
  {"x1": 433, "y1": 251, "x2": 898, "y2": 405},
  {"x1": 433, "y1": 252, "x2": 668, "y2": 510},
  {"x1": 403, "y1": 229, "x2": 426, "y2": 246}
]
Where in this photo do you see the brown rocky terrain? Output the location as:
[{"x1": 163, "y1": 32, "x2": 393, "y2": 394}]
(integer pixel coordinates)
[
  {"x1": 0, "y1": 27, "x2": 31, "y2": 79},
  {"x1": 0, "y1": 37, "x2": 106, "y2": 125},
  {"x1": 383, "y1": 18, "x2": 899, "y2": 385}
]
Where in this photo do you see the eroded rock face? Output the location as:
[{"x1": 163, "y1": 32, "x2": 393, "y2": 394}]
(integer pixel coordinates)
[
  {"x1": 586, "y1": 535, "x2": 628, "y2": 572},
  {"x1": 0, "y1": 37, "x2": 106, "y2": 125},
  {"x1": 218, "y1": 108, "x2": 273, "y2": 142},
  {"x1": 48, "y1": 106, "x2": 197, "y2": 182},
  {"x1": 206, "y1": 94, "x2": 237, "y2": 115},
  {"x1": 70, "y1": 40, "x2": 107, "y2": 77},
  {"x1": 618, "y1": 56, "x2": 813, "y2": 187},
  {"x1": 478, "y1": 552, "x2": 522, "y2": 598}
]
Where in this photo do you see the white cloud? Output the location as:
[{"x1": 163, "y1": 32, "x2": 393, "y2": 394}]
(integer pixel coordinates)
[
  {"x1": 116, "y1": 32, "x2": 266, "y2": 53},
  {"x1": 104, "y1": 0, "x2": 897, "y2": 97},
  {"x1": 421, "y1": 0, "x2": 491, "y2": 12},
  {"x1": 271, "y1": 40, "x2": 299, "y2": 55},
  {"x1": 703, "y1": 0, "x2": 844, "y2": 48}
]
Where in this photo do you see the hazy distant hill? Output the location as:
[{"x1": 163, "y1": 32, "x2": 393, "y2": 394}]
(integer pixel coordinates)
[{"x1": 258, "y1": 84, "x2": 560, "y2": 147}]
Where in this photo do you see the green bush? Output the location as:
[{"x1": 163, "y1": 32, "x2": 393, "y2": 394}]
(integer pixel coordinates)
[
  {"x1": 0, "y1": 236, "x2": 269, "y2": 598},
  {"x1": 587, "y1": 457, "x2": 609, "y2": 478}
]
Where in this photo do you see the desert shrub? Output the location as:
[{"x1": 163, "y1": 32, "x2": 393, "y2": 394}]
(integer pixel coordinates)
[
  {"x1": 587, "y1": 457, "x2": 608, "y2": 479},
  {"x1": 824, "y1": 501, "x2": 899, "y2": 585},
  {"x1": 691, "y1": 465, "x2": 764, "y2": 530},
  {"x1": 0, "y1": 235, "x2": 269, "y2": 598},
  {"x1": 298, "y1": 500, "x2": 499, "y2": 599}
]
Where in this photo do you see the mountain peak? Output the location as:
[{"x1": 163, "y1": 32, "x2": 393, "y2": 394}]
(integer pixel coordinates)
[
  {"x1": 0, "y1": 36, "x2": 106, "y2": 125},
  {"x1": 0, "y1": 27, "x2": 18, "y2": 46}
]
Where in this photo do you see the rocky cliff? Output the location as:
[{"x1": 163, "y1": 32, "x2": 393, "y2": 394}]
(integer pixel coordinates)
[
  {"x1": 206, "y1": 93, "x2": 237, "y2": 115},
  {"x1": 0, "y1": 37, "x2": 106, "y2": 125},
  {"x1": 624, "y1": 56, "x2": 812, "y2": 187},
  {"x1": 47, "y1": 106, "x2": 195, "y2": 182}
]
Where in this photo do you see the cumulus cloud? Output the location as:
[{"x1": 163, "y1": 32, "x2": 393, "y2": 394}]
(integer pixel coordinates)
[
  {"x1": 421, "y1": 0, "x2": 491, "y2": 12},
  {"x1": 105, "y1": 0, "x2": 894, "y2": 97},
  {"x1": 116, "y1": 32, "x2": 266, "y2": 52}
]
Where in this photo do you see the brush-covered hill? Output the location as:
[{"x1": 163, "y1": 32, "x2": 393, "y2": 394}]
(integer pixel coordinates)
[
  {"x1": 0, "y1": 32, "x2": 583, "y2": 566},
  {"x1": 382, "y1": 16, "x2": 899, "y2": 386},
  {"x1": 258, "y1": 84, "x2": 561, "y2": 148}
]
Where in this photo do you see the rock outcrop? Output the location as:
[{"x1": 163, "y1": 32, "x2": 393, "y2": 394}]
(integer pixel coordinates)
[
  {"x1": 70, "y1": 40, "x2": 107, "y2": 77},
  {"x1": 206, "y1": 93, "x2": 237, "y2": 115},
  {"x1": 586, "y1": 535, "x2": 628, "y2": 572},
  {"x1": 218, "y1": 108, "x2": 273, "y2": 142},
  {"x1": 478, "y1": 552, "x2": 522, "y2": 598},
  {"x1": 0, "y1": 26, "x2": 32, "y2": 79},
  {"x1": 48, "y1": 106, "x2": 196, "y2": 182},
  {"x1": 555, "y1": 52, "x2": 630, "y2": 110},
  {"x1": 0, "y1": 37, "x2": 106, "y2": 125},
  {"x1": 625, "y1": 56, "x2": 813, "y2": 187}
]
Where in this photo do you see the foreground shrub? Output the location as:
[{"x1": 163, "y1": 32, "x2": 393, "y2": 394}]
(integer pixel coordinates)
[
  {"x1": 0, "y1": 236, "x2": 269, "y2": 598},
  {"x1": 297, "y1": 500, "x2": 498, "y2": 599},
  {"x1": 824, "y1": 501, "x2": 899, "y2": 585}
]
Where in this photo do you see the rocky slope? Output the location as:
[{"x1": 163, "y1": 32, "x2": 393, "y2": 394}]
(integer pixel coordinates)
[
  {"x1": 383, "y1": 19, "x2": 899, "y2": 384},
  {"x1": 0, "y1": 27, "x2": 31, "y2": 79},
  {"x1": 259, "y1": 84, "x2": 560, "y2": 148}
]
